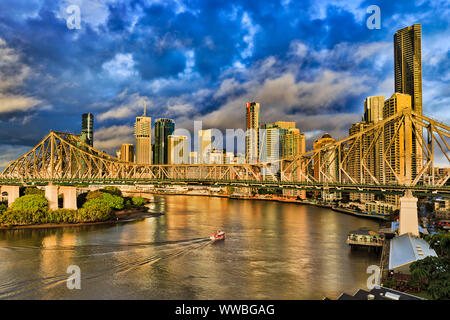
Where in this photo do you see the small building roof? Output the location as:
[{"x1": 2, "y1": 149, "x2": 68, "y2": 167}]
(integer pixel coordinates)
[
  {"x1": 390, "y1": 221, "x2": 429, "y2": 234},
  {"x1": 335, "y1": 286, "x2": 423, "y2": 300},
  {"x1": 389, "y1": 233, "x2": 437, "y2": 272},
  {"x1": 349, "y1": 227, "x2": 379, "y2": 236}
]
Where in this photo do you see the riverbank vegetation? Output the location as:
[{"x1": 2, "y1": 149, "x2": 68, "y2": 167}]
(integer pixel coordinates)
[
  {"x1": 0, "y1": 187, "x2": 146, "y2": 227},
  {"x1": 383, "y1": 232, "x2": 450, "y2": 300}
]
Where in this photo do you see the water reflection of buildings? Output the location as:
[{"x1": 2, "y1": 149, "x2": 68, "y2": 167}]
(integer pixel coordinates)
[
  {"x1": 0, "y1": 195, "x2": 381, "y2": 299},
  {"x1": 39, "y1": 232, "x2": 78, "y2": 297}
]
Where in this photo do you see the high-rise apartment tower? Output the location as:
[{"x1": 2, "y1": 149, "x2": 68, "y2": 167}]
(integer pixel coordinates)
[
  {"x1": 134, "y1": 107, "x2": 152, "y2": 164},
  {"x1": 81, "y1": 113, "x2": 94, "y2": 147},
  {"x1": 153, "y1": 119, "x2": 175, "y2": 164},
  {"x1": 245, "y1": 102, "x2": 260, "y2": 163}
]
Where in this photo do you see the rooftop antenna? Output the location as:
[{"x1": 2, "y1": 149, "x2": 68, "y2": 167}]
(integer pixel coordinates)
[{"x1": 143, "y1": 100, "x2": 147, "y2": 117}]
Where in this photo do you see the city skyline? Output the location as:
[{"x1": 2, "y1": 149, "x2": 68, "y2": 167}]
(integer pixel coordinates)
[
  {"x1": 1, "y1": 27, "x2": 448, "y2": 171},
  {"x1": 0, "y1": 0, "x2": 449, "y2": 305},
  {"x1": 0, "y1": 0, "x2": 449, "y2": 170}
]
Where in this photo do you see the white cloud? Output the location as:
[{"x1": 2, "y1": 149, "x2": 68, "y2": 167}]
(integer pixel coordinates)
[
  {"x1": 0, "y1": 38, "x2": 43, "y2": 115},
  {"x1": 307, "y1": 41, "x2": 391, "y2": 68},
  {"x1": 94, "y1": 125, "x2": 134, "y2": 153},
  {"x1": 0, "y1": 144, "x2": 31, "y2": 170},
  {"x1": 213, "y1": 78, "x2": 241, "y2": 99},
  {"x1": 0, "y1": 40, "x2": 31, "y2": 91},
  {"x1": 307, "y1": 0, "x2": 367, "y2": 22},
  {"x1": 288, "y1": 40, "x2": 308, "y2": 59},
  {"x1": 198, "y1": 64, "x2": 369, "y2": 132},
  {"x1": 180, "y1": 49, "x2": 195, "y2": 76},
  {"x1": 58, "y1": 0, "x2": 121, "y2": 31},
  {"x1": 102, "y1": 53, "x2": 138, "y2": 79},
  {"x1": 165, "y1": 101, "x2": 195, "y2": 118},
  {"x1": 240, "y1": 12, "x2": 260, "y2": 59},
  {"x1": 374, "y1": 77, "x2": 394, "y2": 99},
  {"x1": 0, "y1": 94, "x2": 42, "y2": 114},
  {"x1": 97, "y1": 92, "x2": 150, "y2": 121}
]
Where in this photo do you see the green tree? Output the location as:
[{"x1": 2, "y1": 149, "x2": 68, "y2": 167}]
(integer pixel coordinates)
[
  {"x1": 23, "y1": 187, "x2": 44, "y2": 196},
  {"x1": 100, "y1": 186, "x2": 122, "y2": 197},
  {"x1": 425, "y1": 232, "x2": 450, "y2": 258},
  {"x1": 409, "y1": 261, "x2": 430, "y2": 290},
  {"x1": 0, "y1": 203, "x2": 7, "y2": 215},
  {"x1": 409, "y1": 256, "x2": 450, "y2": 299},
  {"x1": 427, "y1": 276, "x2": 450, "y2": 300},
  {"x1": 0, "y1": 208, "x2": 49, "y2": 225},
  {"x1": 11, "y1": 194, "x2": 48, "y2": 214},
  {"x1": 82, "y1": 199, "x2": 115, "y2": 221},
  {"x1": 131, "y1": 196, "x2": 146, "y2": 207},
  {"x1": 382, "y1": 278, "x2": 398, "y2": 289},
  {"x1": 46, "y1": 209, "x2": 79, "y2": 224},
  {"x1": 101, "y1": 193, "x2": 124, "y2": 210},
  {"x1": 86, "y1": 190, "x2": 103, "y2": 201}
]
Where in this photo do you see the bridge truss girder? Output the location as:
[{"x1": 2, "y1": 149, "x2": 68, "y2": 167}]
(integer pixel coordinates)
[
  {"x1": 0, "y1": 110, "x2": 449, "y2": 192},
  {"x1": 281, "y1": 110, "x2": 450, "y2": 188}
]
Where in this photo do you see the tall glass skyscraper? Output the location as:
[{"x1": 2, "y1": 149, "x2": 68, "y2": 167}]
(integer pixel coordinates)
[
  {"x1": 81, "y1": 113, "x2": 94, "y2": 147},
  {"x1": 134, "y1": 115, "x2": 152, "y2": 164},
  {"x1": 245, "y1": 102, "x2": 260, "y2": 164},
  {"x1": 394, "y1": 23, "x2": 422, "y2": 114},
  {"x1": 153, "y1": 118, "x2": 175, "y2": 164},
  {"x1": 394, "y1": 24, "x2": 423, "y2": 180}
]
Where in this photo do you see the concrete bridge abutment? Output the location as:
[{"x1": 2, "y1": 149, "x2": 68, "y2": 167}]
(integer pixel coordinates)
[
  {"x1": 45, "y1": 185, "x2": 78, "y2": 210},
  {"x1": 60, "y1": 186, "x2": 78, "y2": 210},
  {"x1": 45, "y1": 185, "x2": 59, "y2": 210},
  {"x1": 0, "y1": 185, "x2": 20, "y2": 207}
]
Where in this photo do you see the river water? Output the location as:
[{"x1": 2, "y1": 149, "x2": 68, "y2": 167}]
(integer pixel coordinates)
[{"x1": 0, "y1": 195, "x2": 380, "y2": 300}]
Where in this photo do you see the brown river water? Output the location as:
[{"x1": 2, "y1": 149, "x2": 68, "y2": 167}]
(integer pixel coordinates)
[{"x1": 0, "y1": 195, "x2": 380, "y2": 299}]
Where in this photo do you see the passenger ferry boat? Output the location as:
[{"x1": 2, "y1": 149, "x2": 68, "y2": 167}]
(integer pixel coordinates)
[{"x1": 210, "y1": 231, "x2": 226, "y2": 242}]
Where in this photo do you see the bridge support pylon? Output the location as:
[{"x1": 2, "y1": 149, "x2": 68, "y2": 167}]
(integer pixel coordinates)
[
  {"x1": 398, "y1": 190, "x2": 419, "y2": 237},
  {"x1": 45, "y1": 185, "x2": 59, "y2": 210},
  {"x1": 60, "y1": 186, "x2": 77, "y2": 210},
  {"x1": 1, "y1": 185, "x2": 20, "y2": 207}
]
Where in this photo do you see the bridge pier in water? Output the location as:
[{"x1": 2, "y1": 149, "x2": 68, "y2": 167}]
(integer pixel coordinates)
[
  {"x1": 0, "y1": 185, "x2": 20, "y2": 207},
  {"x1": 45, "y1": 185, "x2": 78, "y2": 210}
]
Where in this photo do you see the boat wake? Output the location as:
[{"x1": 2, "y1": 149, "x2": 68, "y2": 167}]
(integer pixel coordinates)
[{"x1": 0, "y1": 238, "x2": 211, "y2": 299}]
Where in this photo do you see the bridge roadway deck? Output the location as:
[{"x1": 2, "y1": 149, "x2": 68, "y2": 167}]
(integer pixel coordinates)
[{"x1": 1, "y1": 178, "x2": 449, "y2": 197}]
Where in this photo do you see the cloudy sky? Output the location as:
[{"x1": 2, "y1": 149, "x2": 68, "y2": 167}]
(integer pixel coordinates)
[{"x1": 0, "y1": 0, "x2": 449, "y2": 168}]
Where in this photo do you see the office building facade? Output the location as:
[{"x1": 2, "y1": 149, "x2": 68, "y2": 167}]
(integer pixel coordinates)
[
  {"x1": 282, "y1": 128, "x2": 305, "y2": 159},
  {"x1": 81, "y1": 113, "x2": 94, "y2": 147},
  {"x1": 383, "y1": 93, "x2": 414, "y2": 187},
  {"x1": 282, "y1": 128, "x2": 306, "y2": 199},
  {"x1": 260, "y1": 123, "x2": 282, "y2": 177},
  {"x1": 198, "y1": 129, "x2": 212, "y2": 164},
  {"x1": 120, "y1": 144, "x2": 134, "y2": 163},
  {"x1": 394, "y1": 24, "x2": 422, "y2": 115},
  {"x1": 153, "y1": 119, "x2": 175, "y2": 164},
  {"x1": 167, "y1": 135, "x2": 189, "y2": 164},
  {"x1": 134, "y1": 115, "x2": 152, "y2": 164},
  {"x1": 245, "y1": 102, "x2": 260, "y2": 163},
  {"x1": 394, "y1": 24, "x2": 423, "y2": 180},
  {"x1": 189, "y1": 151, "x2": 198, "y2": 164}
]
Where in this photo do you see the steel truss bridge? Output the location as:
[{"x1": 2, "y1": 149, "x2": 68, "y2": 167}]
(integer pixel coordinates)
[{"x1": 1, "y1": 109, "x2": 449, "y2": 197}]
